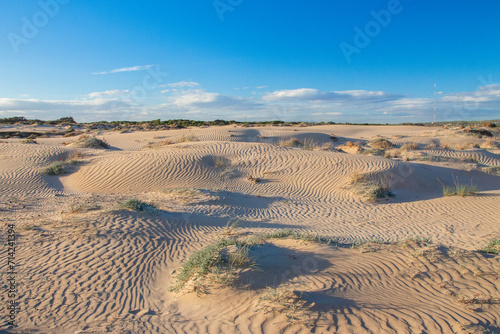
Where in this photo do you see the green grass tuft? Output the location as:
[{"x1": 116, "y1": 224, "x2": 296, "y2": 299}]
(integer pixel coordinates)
[
  {"x1": 440, "y1": 176, "x2": 479, "y2": 197},
  {"x1": 478, "y1": 239, "x2": 500, "y2": 255},
  {"x1": 170, "y1": 229, "x2": 339, "y2": 293},
  {"x1": 119, "y1": 198, "x2": 157, "y2": 212}
]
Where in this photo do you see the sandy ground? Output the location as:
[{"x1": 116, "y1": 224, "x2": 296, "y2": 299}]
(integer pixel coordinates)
[{"x1": 0, "y1": 124, "x2": 499, "y2": 333}]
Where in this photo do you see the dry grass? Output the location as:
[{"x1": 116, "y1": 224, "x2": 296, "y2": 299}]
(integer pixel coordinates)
[
  {"x1": 161, "y1": 188, "x2": 219, "y2": 204},
  {"x1": 258, "y1": 285, "x2": 311, "y2": 325},
  {"x1": 178, "y1": 134, "x2": 198, "y2": 142},
  {"x1": 349, "y1": 171, "x2": 395, "y2": 201},
  {"x1": 142, "y1": 138, "x2": 174, "y2": 150},
  {"x1": 370, "y1": 138, "x2": 394, "y2": 150},
  {"x1": 72, "y1": 135, "x2": 109, "y2": 149},
  {"x1": 340, "y1": 141, "x2": 364, "y2": 153},
  {"x1": 480, "y1": 140, "x2": 498, "y2": 149},
  {"x1": 224, "y1": 219, "x2": 241, "y2": 236},
  {"x1": 439, "y1": 176, "x2": 479, "y2": 197},
  {"x1": 480, "y1": 166, "x2": 500, "y2": 176},
  {"x1": 401, "y1": 142, "x2": 419, "y2": 150},
  {"x1": 442, "y1": 141, "x2": 478, "y2": 150}
]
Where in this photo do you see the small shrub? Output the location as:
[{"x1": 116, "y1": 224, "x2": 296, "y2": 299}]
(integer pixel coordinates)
[
  {"x1": 349, "y1": 171, "x2": 394, "y2": 200},
  {"x1": 341, "y1": 141, "x2": 364, "y2": 153},
  {"x1": 401, "y1": 142, "x2": 419, "y2": 150},
  {"x1": 464, "y1": 129, "x2": 493, "y2": 137},
  {"x1": 370, "y1": 138, "x2": 394, "y2": 150},
  {"x1": 21, "y1": 138, "x2": 37, "y2": 144},
  {"x1": 279, "y1": 137, "x2": 302, "y2": 147},
  {"x1": 481, "y1": 122, "x2": 496, "y2": 128},
  {"x1": 73, "y1": 135, "x2": 109, "y2": 149},
  {"x1": 178, "y1": 134, "x2": 198, "y2": 142},
  {"x1": 42, "y1": 161, "x2": 66, "y2": 175},
  {"x1": 41, "y1": 154, "x2": 81, "y2": 176},
  {"x1": 119, "y1": 198, "x2": 157, "y2": 212},
  {"x1": 478, "y1": 239, "x2": 500, "y2": 254}
]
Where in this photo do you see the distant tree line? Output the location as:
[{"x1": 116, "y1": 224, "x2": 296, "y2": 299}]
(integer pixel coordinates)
[{"x1": 0, "y1": 116, "x2": 497, "y2": 128}]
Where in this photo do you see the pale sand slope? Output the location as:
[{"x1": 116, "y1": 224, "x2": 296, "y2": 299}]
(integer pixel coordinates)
[{"x1": 0, "y1": 124, "x2": 499, "y2": 333}]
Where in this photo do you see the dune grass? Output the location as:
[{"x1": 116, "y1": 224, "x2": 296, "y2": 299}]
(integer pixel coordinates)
[
  {"x1": 349, "y1": 171, "x2": 395, "y2": 201},
  {"x1": 42, "y1": 161, "x2": 68, "y2": 175},
  {"x1": 73, "y1": 135, "x2": 109, "y2": 149},
  {"x1": 440, "y1": 176, "x2": 478, "y2": 197},
  {"x1": 258, "y1": 286, "x2": 310, "y2": 325},
  {"x1": 41, "y1": 151, "x2": 83, "y2": 175},
  {"x1": 478, "y1": 239, "x2": 500, "y2": 255},
  {"x1": 170, "y1": 229, "x2": 338, "y2": 293},
  {"x1": 119, "y1": 198, "x2": 157, "y2": 212},
  {"x1": 178, "y1": 134, "x2": 198, "y2": 142},
  {"x1": 370, "y1": 138, "x2": 394, "y2": 150}
]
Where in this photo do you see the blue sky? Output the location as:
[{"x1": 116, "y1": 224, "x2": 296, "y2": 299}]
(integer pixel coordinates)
[{"x1": 1, "y1": 0, "x2": 499, "y2": 123}]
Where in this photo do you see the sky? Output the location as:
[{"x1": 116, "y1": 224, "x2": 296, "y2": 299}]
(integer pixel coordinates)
[{"x1": 1, "y1": 0, "x2": 500, "y2": 123}]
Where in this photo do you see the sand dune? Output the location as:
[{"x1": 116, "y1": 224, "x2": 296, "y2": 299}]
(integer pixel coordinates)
[{"x1": 1, "y1": 124, "x2": 499, "y2": 333}]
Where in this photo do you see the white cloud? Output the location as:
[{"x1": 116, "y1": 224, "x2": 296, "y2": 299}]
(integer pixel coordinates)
[
  {"x1": 87, "y1": 89, "x2": 130, "y2": 99},
  {"x1": 2, "y1": 85, "x2": 500, "y2": 123},
  {"x1": 165, "y1": 81, "x2": 200, "y2": 88},
  {"x1": 169, "y1": 89, "x2": 261, "y2": 110},
  {"x1": 92, "y1": 65, "x2": 154, "y2": 75},
  {"x1": 311, "y1": 112, "x2": 343, "y2": 116},
  {"x1": 263, "y1": 88, "x2": 400, "y2": 103},
  {"x1": 441, "y1": 84, "x2": 500, "y2": 103}
]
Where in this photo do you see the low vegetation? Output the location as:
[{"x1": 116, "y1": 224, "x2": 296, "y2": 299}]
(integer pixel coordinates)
[
  {"x1": 278, "y1": 137, "x2": 332, "y2": 151},
  {"x1": 439, "y1": 177, "x2": 479, "y2": 197},
  {"x1": 258, "y1": 286, "x2": 311, "y2": 325},
  {"x1": 170, "y1": 229, "x2": 338, "y2": 293},
  {"x1": 401, "y1": 142, "x2": 419, "y2": 150},
  {"x1": 20, "y1": 138, "x2": 37, "y2": 144},
  {"x1": 370, "y1": 138, "x2": 394, "y2": 150},
  {"x1": 178, "y1": 134, "x2": 198, "y2": 142},
  {"x1": 478, "y1": 239, "x2": 500, "y2": 255},
  {"x1": 72, "y1": 135, "x2": 109, "y2": 149},
  {"x1": 41, "y1": 151, "x2": 83, "y2": 176},
  {"x1": 481, "y1": 166, "x2": 500, "y2": 176},
  {"x1": 349, "y1": 171, "x2": 395, "y2": 201},
  {"x1": 119, "y1": 198, "x2": 157, "y2": 213}
]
